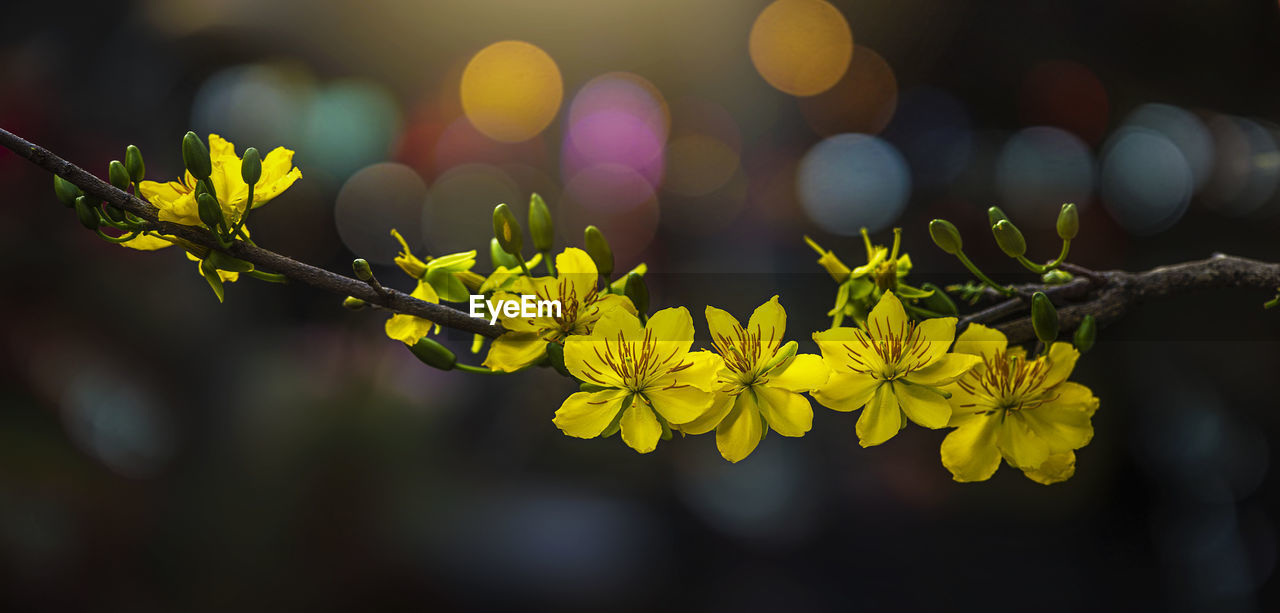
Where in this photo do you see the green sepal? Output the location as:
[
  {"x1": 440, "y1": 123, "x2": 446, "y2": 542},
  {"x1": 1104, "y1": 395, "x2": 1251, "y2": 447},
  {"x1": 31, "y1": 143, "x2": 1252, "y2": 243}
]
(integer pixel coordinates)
[
  {"x1": 200, "y1": 258, "x2": 226, "y2": 303},
  {"x1": 894, "y1": 283, "x2": 935, "y2": 299},
  {"x1": 409, "y1": 337, "x2": 458, "y2": 371},
  {"x1": 206, "y1": 250, "x2": 254, "y2": 273},
  {"x1": 54, "y1": 175, "x2": 82, "y2": 207},
  {"x1": 545, "y1": 341, "x2": 571, "y2": 377},
  {"x1": 600, "y1": 393, "x2": 632, "y2": 438},
  {"x1": 918, "y1": 282, "x2": 958, "y2": 316},
  {"x1": 490, "y1": 238, "x2": 519, "y2": 269},
  {"x1": 425, "y1": 267, "x2": 470, "y2": 302}
]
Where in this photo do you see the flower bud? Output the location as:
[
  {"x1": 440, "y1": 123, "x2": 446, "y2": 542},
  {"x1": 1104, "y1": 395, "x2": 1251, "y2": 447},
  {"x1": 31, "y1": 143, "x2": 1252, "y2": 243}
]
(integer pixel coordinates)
[
  {"x1": 342, "y1": 296, "x2": 367, "y2": 310},
  {"x1": 1073, "y1": 314, "x2": 1096, "y2": 354},
  {"x1": 624, "y1": 272, "x2": 648, "y2": 315},
  {"x1": 1031, "y1": 291, "x2": 1058, "y2": 344},
  {"x1": 490, "y1": 238, "x2": 519, "y2": 269},
  {"x1": 928, "y1": 219, "x2": 963, "y2": 255},
  {"x1": 352, "y1": 258, "x2": 374, "y2": 281},
  {"x1": 919, "y1": 282, "x2": 958, "y2": 316},
  {"x1": 409, "y1": 337, "x2": 457, "y2": 371},
  {"x1": 528, "y1": 192, "x2": 553, "y2": 253},
  {"x1": 583, "y1": 225, "x2": 614, "y2": 277},
  {"x1": 992, "y1": 219, "x2": 1026, "y2": 258},
  {"x1": 182, "y1": 131, "x2": 212, "y2": 180},
  {"x1": 1056, "y1": 203, "x2": 1078, "y2": 241},
  {"x1": 987, "y1": 206, "x2": 1009, "y2": 227},
  {"x1": 241, "y1": 147, "x2": 262, "y2": 187},
  {"x1": 53, "y1": 175, "x2": 82, "y2": 207},
  {"x1": 492, "y1": 203, "x2": 523, "y2": 256},
  {"x1": 197, "y1": 193, "x2": 225, "y2": 230},
  {"x1": 125, "y1": 145, "x2": 145, "y2": 182},
  {"x1": 545, "y1": 341, "x2": 571, "y2": 377},
  {"x1": 108, "y1": 160, "x2": 131, "y2": 191},
  {"x1": 73, "y1": 196, "x2": 100, "y2": 230},
  {"x1": 1041, "y1": 269, "x2": 1074, "y2": 285}
]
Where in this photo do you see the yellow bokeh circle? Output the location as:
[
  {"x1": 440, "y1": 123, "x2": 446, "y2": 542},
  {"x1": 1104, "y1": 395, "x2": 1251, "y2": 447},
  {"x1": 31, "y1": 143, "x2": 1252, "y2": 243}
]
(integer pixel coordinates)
[
  {"x1": 749, "y1": 0, "x2": 854, "y2": 97},
  {"x1": 460, "y1": 41, "x2": 563, "y2": 143}
]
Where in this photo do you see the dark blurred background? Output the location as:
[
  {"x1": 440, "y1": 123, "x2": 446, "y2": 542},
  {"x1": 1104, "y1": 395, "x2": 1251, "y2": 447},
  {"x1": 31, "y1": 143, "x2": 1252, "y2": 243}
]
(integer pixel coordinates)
[{"x1": 2, "y1": 0, "x2": 1280, "y2": 610}]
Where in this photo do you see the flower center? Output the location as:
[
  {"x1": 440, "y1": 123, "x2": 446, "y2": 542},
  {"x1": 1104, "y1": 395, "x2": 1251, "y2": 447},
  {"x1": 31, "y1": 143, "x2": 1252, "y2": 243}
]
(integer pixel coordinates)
[
  {"x1": 581, "y1": 328, "x2": 692, "y2": 393},
  {"x1": 712, "y1": 322, "x2": 777, "y2": 391},
  {"x1": 956, "y1": 351, "x2": 1058, "y2": 413},
  {"x1": 843, "y1": 316, "x2": 930, "y2": 380}
]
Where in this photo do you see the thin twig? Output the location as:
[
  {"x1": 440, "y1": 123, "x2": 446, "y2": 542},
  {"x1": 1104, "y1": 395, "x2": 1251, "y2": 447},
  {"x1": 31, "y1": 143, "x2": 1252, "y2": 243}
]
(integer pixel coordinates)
[{"x1": 0, "y1": 126, "x2": 505, "y2": 339}]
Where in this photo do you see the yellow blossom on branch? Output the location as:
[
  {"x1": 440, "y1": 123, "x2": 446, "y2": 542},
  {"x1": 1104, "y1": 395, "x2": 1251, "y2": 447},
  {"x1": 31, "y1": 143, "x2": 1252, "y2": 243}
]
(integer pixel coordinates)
[
  {"x1": 812, "y1": 292, "x2": 980, "y2": 447},
  {"x1": 555, "y1": 307, "x2": 722, "y2": 453},
  {"x1": 677, "y1": 296, "x2": 830, "y2": 462},
  {"x1": 940, "y1": 324, "x2": 1099, "y2": 484}
]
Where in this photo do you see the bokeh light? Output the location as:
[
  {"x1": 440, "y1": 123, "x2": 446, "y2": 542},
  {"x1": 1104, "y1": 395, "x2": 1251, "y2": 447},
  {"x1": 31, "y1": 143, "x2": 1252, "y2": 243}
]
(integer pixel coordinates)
[
  {"x1": 191, "y1": 61, "x2": 316, "y2": 149},
  {"x1": 1121, "y1": 103, "x2": 1214, "y2": 191},
  {"x1": 749, "y1": 0, "x2": 853, "y2": 97},
  {"x1": 423, "y1": 163, "x2": 522, "y2": 254},
  {"x1": 1202, "y1": 115, "x2": 1280, "y2": 217},
  {"x1": 559, "y1": 173, "x2": 660, "y2": 266},
  {"x1": 563, "y1": 72, "x2": 669, "y2": 189},
  {"x1": 662, "y1": 99, "x2": 742, "y2": 197},
  {"x1": 882, "y1": 87, "x2": 972, "y2": 188},
  {"x1": 334, "y1": 162, "x2": 428, "y2": 264},
  {"x1": 996, "y1": 126, "x2": 1095, "y2": 228},
  {"x1": 797, "y1": 133, "x2": 910, "y2": 235},
  {"x1": 1018, "y1": 60, "x2": 1109, "y2": 145},
  {"x1": 301, "y1": 79, "x2": 402, "y2": 178},
  {"x1": 1100, "y1": 129, "x2": 1193, "y2": 235},
  {"x1": 797, "y1": 45, "x2": 898, "y2": 136},
  {"x1": 460, "y1": 40, "x2": 563, "y2": 143}
]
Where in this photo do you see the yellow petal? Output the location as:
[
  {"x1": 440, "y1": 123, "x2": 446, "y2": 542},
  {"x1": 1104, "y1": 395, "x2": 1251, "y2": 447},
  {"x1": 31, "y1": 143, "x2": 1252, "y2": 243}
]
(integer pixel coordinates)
[
  {"x1": 207, "y1": 133, "x2": 236, "y2": 158},
  {"x1": 865, "y1": 291, "x2": 909, "y2": 341},
  {"x1": 746, "y1": 295, "x2": 786, "y2": 352},
  {"x1": 997, "y1": 414, "x2": 1050, "y2": 469},
  {"x1": 766, "y1": 354, "x2": 830, "y2": 392},
  {"x1": 704, "y1": 304, "x2": 743, "y2": 345},
  {"x1": 1021, "y1": 382, "x2": 1098, "y2": 452},
  {"x1": 411, "y1": 279, "x2": 439, "y2": 302},
  {"x1": 555, "y1": 247, "x2": 599, "y2": 304},
  {"x1": 944, "y1": 383, "x2": 992, "y2": 427},
  {"x1": 481, "y1": 332, "x2": 546, "y2": 372},
  {"x1": 642, "y1": 382, "x2": 716, "y2": 425},
  {"x1": 252, "y1": 147, "x2": 302, "y2": 206},
  {"x1": 855, "y1": 383, "x2": 902, "y2": 447},
  {"x1": 660, "y1": 350, "x2": 724, "y2": 392},
  {"x1": 576, "y1": 293, "x2": 636, "y2": 330},
  {"x1": 646, "y1": 306, "x2": 695, "y2": 343},
  {"x1": 895, "y1": 381, "x2": 952, "y2": 429},
  {"x1": 554, "y1": 389, "x2": 629, "y2": 439},
  {"x1": 562, "y1": 336, "x2": 624, "y2": 388},
  {"x1": 620, "y1": 399, "x2": 663, "y2": 453},
  {"x1": 589, "y1": 306, "x2": 645, "y2": 343},
  {"x1": 1042, "y1": 342, "x2": 1080, "y2": 389},
  {"x1": 813, "y1": 372, "x2": 880, "y2": 412},
  {"x1": 715, "y1": 393, "x2": 764, "y2": 463},
  {"x1": 905, "y1": 353, "x2": 981, "y2": 386},
  {"x1": 385, "y1": 314, "x2": 433, "y2": 345},
  {"x1": 1021, "y1": 451, "x2": 1077, "y2": 484},
  {"x1": 940, "y1": 414, "x2": 1002, "y2": 482},
  {"x1": 910, "y1": 316, "x2": 959, "y2": 370},
  {"x1": 754, "y1": 386, "x2": 813, "y2": 437},
  {"x1": 120, "y1": 232, "x2": 174, "y2": 251},
  {"x1": 953, "y1": 323, "x2": 1008, "y2": 360},
  {"x1": 813, "y1": 326, "x2": 886, "y2": 375},
  {"x1": 677, "y1": 391, "x2": 734, "y2": 435}
]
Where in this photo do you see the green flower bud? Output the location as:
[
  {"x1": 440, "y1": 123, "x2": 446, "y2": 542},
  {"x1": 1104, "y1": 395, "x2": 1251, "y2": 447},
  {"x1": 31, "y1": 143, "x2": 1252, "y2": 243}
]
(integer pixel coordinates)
[
  {"x1": 583, "y1": 225, "x2": 614, "y2": 278},
  {"x1": 73, "y1": 196, "x2": 100, "y2": 230},
  {"x1": 492, "y1": 203, "x2": 523, "y2": 256},
  {"x1": 108, "y1": 160, "x2": 131, "y2": 191},
  {"x1": 1073, "y1": 314, "x2": 1096, "y2": 354},
  {"x1": 624, "y1": 272, "x2": 649, "y2": 315},
  {"x1": 409, "y1": 337, "x2": 457, "y2": 371},
  {"x1": 528, "y1": 193, "x2": 554, "y2": 253},
  {"x1": 1056, "y1": 203, "x2": 1078, "y2": 241},
  {"x1": 928, "y1": 219, "x2": 963, "y2": 255},
  {"x1": 182, "y1": 132, "x2": 212, "y2": 180},
  {"x1": 545, "y1": 341, "x2": 571, "y2": 377},
  {"x1": 919, "y1": 282, "x2": 958, "y2": 316},
  {"x1": 987, "y1": 206, "x2": 1009, "y2": 227},
  {"x1": 342, "y1": 296, "x2": 367, "y2": 310},
  {"x1": 490, "y1": 238, "x2": 519, "y2": 269},
  {"x1": 53, "y1": 175, "x2": 82, "y2": 207},
  {"x1": 125, "y1": 145, "x2": 145, "y2": 182},
  {"x1": 992, "y1": 219, "x2": 1026, "y2": 258},
  {"x1": 1041, "y1": 269, "x2": 1074, "y2": 285},
  {"x1": 1031, "y1": 291, "x2": 1058, "y2": 344},
  {"x1": 197, "y1": 193, "x2": 224, "y2": 230},
  {"x1": 241, "y1": 147, "x2": 261, "y2": 186},
  {"x1": 352, "y1": 258, "x2": 374, "y2": 281}
]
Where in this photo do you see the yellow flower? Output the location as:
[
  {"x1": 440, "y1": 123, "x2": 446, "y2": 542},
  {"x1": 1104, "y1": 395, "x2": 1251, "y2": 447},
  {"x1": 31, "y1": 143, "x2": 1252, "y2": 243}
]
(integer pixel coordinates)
[
  {"x1": 812, "y1": 292, "x2": 980, "y2": 447},
  {"x1": 808, "y1": 229, "x2": 916, "y2": 327},
  {"x1": 939, "y1": 324, "x2": 1099, "y2": 484},
  {"x1": 120, "y1": 134, "x2": 302, "y2": 281},
  {"x1": 481, "y1": 248, "x2": 635, "y2": 372},
  {"x1": 678, "y1": 296, "x2": 830, "y2": 462},
  {"x1": 385, "y1": 228, "x2": 492, "y2": 345},
  {"x1": 555, "y1": 307, "x2": 722, "y2": 453}
]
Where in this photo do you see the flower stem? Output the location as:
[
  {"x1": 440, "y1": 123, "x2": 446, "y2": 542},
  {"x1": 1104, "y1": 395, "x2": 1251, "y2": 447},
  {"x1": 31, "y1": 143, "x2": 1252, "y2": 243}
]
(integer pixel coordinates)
[{"x1": 954, "y1": 250, "x2": 1016, "y2": 296}]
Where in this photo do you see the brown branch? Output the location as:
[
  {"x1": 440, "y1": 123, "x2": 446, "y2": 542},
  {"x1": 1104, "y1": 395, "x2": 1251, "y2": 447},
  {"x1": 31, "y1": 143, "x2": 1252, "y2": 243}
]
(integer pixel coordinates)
[
  {"x1": 0, "y1": 126, "x2": 505, "y2": 339},
  {"x1": 976, "y1": 254, "x2": 1280, "y2": 343}
]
